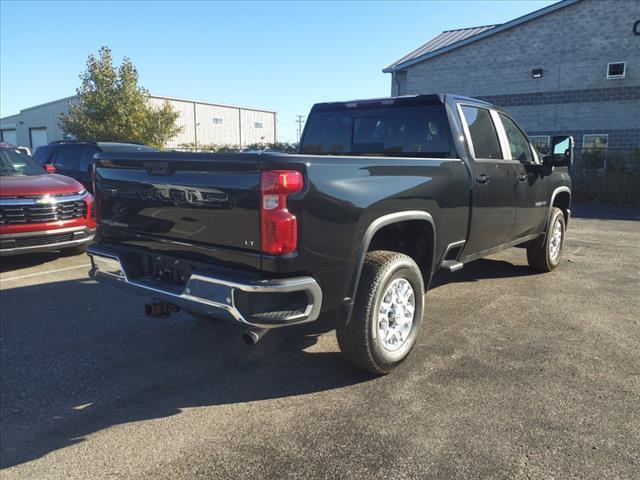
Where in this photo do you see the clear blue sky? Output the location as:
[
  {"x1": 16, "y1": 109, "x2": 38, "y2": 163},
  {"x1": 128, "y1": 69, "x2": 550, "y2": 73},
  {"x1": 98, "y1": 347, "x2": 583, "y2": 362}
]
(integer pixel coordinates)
[{"x1": 1, "y1": 0, "x2": 555, "y2": 142}]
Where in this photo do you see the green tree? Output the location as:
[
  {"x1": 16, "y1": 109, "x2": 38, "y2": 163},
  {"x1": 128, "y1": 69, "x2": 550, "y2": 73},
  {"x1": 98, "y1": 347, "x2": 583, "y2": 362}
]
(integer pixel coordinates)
[{"x1": 60, "y1": 46, "x2": 181, "y2": 148}]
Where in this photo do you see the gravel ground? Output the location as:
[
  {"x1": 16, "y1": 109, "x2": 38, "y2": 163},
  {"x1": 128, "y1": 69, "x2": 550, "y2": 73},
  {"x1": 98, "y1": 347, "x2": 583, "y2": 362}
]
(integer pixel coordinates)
[{"x1": 1, "y1": 208, "x2": 639, "y2": 479}]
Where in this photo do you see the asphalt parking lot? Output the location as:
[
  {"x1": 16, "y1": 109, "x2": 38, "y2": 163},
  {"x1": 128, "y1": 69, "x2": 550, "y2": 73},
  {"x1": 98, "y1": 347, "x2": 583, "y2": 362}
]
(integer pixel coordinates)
[{"x1": 1, "y1": 207, "x2": 639, "y2": 479}]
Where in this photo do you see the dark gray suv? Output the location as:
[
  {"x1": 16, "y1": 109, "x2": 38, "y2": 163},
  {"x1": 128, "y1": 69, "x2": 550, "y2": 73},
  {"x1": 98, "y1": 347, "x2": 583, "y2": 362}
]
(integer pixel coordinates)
[{"x1": 33, "y1": 141, "x2": 156, "y2": 192}]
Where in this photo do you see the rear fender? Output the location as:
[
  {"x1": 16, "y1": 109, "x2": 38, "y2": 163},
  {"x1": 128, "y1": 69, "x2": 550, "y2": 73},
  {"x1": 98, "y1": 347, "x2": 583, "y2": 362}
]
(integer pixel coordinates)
[{"x1": 341, "y1": 211, "x2": 436, "y2": 324}]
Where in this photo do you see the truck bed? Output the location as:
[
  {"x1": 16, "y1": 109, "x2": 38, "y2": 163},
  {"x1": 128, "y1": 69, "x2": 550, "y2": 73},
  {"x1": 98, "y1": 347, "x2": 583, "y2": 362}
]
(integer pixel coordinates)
[{"x1": 93, "y1": 150, "x2": 470, "y2": 313}]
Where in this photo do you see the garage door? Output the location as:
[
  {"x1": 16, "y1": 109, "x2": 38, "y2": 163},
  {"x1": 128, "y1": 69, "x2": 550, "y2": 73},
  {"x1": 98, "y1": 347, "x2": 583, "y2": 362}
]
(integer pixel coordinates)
[
  {"x1": 29, "y1": 128, "x2": 48, "y2": 150},
  {"x1": 1, "y1": 129, "x2": 17, "y2": 145}
]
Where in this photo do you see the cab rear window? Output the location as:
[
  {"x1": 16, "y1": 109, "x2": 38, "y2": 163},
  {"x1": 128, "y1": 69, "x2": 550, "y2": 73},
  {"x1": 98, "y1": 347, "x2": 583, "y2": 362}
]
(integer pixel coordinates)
[
  {"x1": 32, "y1": 145, "x2": 55, "y2": 164},
  {"x1": 301, "y1": 105, "x2": 454, "y2": 157}
]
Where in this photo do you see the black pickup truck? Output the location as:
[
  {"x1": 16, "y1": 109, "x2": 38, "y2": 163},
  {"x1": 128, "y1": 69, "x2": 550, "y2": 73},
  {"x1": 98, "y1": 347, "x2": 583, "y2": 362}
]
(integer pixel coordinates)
[{"x1": 88, "y1": 94, "x2": 573, "y2": 374}]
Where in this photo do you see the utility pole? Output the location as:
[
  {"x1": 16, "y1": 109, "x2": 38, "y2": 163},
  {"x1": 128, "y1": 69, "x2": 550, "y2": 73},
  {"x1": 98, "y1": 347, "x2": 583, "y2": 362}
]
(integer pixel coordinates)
[
  {"x1": 193, "y1": 102, "x2": 198, "y2": 150},
  {"x1": 295, "y1": 115, "x2": 305, "y2": 143}
]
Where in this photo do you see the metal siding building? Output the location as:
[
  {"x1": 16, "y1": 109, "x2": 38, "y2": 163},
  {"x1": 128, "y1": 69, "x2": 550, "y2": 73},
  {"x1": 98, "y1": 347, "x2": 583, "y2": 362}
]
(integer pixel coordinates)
[
  {"x1": 0, "y1": 97, "x2": 74, "y2": 151},
  {"x1": 384, "y1": 0, "x2": 640, "y2": 155},
  {"x1": 1, "y1": 95, "x2": 276, "y2": 150}
]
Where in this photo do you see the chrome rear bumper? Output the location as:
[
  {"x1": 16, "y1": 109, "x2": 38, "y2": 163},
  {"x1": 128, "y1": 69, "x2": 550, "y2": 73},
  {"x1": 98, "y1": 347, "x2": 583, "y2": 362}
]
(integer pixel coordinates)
[{"x1": 87, "y1": 244, "x2": 322, "y2": 329}]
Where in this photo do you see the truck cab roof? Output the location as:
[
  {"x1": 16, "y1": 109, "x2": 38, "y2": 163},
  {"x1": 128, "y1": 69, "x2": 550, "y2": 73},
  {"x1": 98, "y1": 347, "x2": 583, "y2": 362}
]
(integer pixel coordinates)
[{"x1": 310, "y1": 94, "x2": 494, "y2": 112}]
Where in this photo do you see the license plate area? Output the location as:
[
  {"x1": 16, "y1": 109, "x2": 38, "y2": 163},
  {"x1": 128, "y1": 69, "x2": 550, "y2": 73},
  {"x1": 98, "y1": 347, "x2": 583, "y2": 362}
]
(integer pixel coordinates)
[{"x1": 141, "y1": 253, "x2": 194, "y2": 287}]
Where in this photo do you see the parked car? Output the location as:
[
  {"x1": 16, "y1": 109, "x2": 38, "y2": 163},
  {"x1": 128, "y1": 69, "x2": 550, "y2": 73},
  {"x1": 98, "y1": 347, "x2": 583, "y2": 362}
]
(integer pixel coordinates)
[
  {"x1": 33, "y1": 141, "x2": 156, "y2": 192},
  {"x1": 87, "y1": 94, "x2": 573, "y2": 374},
  {"x1": 0, "y1": 142, "x2": 95, "y2": 256}
]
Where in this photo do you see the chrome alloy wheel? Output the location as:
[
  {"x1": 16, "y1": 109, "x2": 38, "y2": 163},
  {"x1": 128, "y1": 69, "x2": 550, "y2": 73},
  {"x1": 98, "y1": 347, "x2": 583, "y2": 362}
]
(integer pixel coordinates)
[
  {"x1": 549, "y1": 218, "x2": 563, "y2": 264},
  {"x1": 377, "y1": 278, "x2": 416, "y2": 352}
]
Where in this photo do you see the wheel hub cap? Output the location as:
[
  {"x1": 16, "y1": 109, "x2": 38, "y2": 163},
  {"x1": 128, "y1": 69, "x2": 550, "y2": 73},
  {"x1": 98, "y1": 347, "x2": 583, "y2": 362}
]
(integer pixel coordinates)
[
  {"x1": 549, "y1": 219, "x2": 563, "y2": 263},
  {"x1": 378, "y1": 278, "x2": 415, "y2": 352}
]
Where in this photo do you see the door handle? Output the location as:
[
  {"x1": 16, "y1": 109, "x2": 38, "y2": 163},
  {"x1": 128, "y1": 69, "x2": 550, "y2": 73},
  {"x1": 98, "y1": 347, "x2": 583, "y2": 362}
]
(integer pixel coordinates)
[
  {"x1": 476, "y1": 174, "x2": 490, "y2": 184},
  {"x1": 517, "y1": 173, "x2": 528, "y2": 182}
]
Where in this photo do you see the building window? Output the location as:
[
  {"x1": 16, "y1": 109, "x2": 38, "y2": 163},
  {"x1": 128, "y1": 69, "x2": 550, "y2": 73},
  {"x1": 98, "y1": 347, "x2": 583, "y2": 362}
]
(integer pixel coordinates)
[
  {"x1": 583, "y1": 134, "x2": 608, "y2": 152},
  {"x1": 607, "y1": 62, "x2": 626, "y2": 79},
  {"x1": 529, "y1": 135, "x2": 550, "y2": 155},
  {"x1": 582, "y1": 134, "x2": 608, "y2": 170},
  {"x1": 212, "y1": 118, "x2": 223, "y2": 125},
  {"x1": 254, "y1": 122, "x2": 263, "y2": 129}
]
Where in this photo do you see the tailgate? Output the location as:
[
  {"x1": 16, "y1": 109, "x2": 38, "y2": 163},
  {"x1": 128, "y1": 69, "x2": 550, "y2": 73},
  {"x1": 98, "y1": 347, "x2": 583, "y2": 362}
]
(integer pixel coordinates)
[{"x1": 94, "y1": 152, "x2": 261, "y2": 253}]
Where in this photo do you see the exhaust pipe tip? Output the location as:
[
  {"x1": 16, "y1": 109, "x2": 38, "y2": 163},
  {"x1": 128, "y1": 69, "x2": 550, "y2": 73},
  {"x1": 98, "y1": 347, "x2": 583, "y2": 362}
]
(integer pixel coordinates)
[{"x1": 242, "y1": 327, "x2": 269, "y2": 346}]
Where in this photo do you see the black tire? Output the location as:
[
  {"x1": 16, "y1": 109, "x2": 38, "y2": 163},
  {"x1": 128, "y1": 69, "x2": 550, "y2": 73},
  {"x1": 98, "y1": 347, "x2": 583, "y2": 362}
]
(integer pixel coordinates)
[
  {"x1": 527, "y1": 207, "x2": 565, "y2": 272},
  {"x1": 63, "y1": 244, "x2": 89, "y2": 255},
  {"x1": 337, "y1": 250, "x2": 424, "y2": 375}
]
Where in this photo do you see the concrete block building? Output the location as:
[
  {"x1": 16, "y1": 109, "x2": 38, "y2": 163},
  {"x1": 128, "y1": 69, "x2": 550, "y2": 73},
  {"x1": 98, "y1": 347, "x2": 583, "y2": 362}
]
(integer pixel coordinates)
[
  {"x1": 0, "y1": 95, "x2": 276, "y2": 150},
  {"x1": 384, "y1": 0, "x2": 640, "y2": 156}
]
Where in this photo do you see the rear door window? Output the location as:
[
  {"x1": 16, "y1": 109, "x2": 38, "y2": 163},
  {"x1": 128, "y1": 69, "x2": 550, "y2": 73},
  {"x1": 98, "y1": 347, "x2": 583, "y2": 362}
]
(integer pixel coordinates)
[
  {"x1": 460, "y1": 106, "x2": 503, "y2": 160},
  {"x1": 32, "y1": 145, "x2": 55, "y2": 164},
  {"x1": 79, "y1": 146, "x2": 100, "y2": 172},
  {"x1": 52, "y1": 146, "x2": 82, "y2": 171}
]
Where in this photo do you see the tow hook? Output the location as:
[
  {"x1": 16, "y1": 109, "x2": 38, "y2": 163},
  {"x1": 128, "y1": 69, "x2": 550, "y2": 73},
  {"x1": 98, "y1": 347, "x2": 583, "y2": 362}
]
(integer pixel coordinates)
[{"x1": 145, "y1": 300, "x2": 179, "y2": 318}]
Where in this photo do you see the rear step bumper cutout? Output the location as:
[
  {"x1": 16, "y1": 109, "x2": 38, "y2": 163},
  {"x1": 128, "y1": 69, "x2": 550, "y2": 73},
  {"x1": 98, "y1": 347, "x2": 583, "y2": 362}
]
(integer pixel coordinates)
[{"x1": 87, "y1": 245, "x2": 322, "y2": 329}]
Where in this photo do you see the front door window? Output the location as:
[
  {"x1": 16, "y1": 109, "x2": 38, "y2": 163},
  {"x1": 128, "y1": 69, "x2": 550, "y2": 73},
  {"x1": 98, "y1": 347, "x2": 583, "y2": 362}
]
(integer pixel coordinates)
[{"x1": 498, "y1": 113, "x2": 534, "y2": 163}]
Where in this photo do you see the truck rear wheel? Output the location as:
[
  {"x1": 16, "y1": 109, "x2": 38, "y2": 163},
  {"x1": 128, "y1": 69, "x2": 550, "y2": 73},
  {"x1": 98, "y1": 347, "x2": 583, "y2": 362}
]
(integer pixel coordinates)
[
  {"x1": 337, "y1": 251, "x2": 424, "y2": 375},
  {"x1": 527, "y1": 207, "x2": 565, "y2": 272}
]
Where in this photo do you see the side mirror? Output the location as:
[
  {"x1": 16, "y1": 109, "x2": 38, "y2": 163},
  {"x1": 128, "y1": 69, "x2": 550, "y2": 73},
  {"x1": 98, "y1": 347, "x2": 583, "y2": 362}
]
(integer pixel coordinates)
[
  {"x1": 543, "y1": 136, "x2": 574, "y2": 168},
  {"x1": 44, "y1": 164, "x2": 56, "y2": 173}
]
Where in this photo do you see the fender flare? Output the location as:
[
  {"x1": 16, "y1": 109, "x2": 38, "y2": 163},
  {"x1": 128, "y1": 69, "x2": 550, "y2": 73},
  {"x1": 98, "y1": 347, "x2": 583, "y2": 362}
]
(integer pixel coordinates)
[
  {"x1": 547, "y1": 186, "x2": 571, "y2": 231},
  {"x1": 341, "y1": 211, "x2": 436, "y2": 322}
]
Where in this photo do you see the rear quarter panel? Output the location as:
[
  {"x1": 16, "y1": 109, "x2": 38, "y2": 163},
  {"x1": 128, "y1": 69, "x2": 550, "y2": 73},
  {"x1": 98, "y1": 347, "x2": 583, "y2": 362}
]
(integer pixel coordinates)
[{"x1": 259, "y1": 153, "x2": 470, "y2": 311}]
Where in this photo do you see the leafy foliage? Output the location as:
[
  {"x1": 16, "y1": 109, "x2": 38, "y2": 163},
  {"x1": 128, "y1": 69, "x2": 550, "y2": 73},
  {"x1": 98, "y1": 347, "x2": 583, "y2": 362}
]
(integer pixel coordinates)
[
  {"x1": 177, "y1": 142, "x2": 298, "y2": 153},
  {"x1": 572, "y1": 148, "x2": 640, "y2": 205},
  {"x1": 60, "y1": 46, "x2": 182, "y2": 148}
]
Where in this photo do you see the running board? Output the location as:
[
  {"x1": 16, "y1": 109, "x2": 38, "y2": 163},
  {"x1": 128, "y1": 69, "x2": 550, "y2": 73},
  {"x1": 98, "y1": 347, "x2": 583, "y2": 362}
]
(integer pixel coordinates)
[{"x1": 440, "y1": 260, "x2": 464, "y2": 272}]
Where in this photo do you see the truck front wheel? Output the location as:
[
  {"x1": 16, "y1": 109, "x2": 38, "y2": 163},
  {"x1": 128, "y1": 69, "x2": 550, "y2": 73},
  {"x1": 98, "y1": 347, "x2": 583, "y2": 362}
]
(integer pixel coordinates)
[
  {"x1": 337, "y1": 251, "x2": 424, "y2": 375},
  {"x1": 527, "y1": 207, "x2": 566, "y2": 272}
]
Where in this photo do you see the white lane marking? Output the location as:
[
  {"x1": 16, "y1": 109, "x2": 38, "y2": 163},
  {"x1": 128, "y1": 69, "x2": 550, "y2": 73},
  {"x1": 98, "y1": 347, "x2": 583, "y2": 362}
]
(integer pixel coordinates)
[{"x1": 0, "y1": 264, "x2": 91, "y2": 283}]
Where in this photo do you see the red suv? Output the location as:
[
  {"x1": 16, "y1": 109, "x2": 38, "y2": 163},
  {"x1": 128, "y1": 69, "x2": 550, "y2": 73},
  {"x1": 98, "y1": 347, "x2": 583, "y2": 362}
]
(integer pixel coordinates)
[{"x1": 0, "y1": 143, "x2": 95, "y2": 256}]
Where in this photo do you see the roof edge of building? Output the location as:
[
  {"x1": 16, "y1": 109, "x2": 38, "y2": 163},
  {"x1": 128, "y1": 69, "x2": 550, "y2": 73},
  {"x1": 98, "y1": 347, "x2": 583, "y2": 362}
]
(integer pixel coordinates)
[
  {"x1": 1, "y1": 94, "x2": 277, "y2": 122},
  {"x1": 383, "y1": 0, "x2": 580, "y2": 73},
  {"x1": 148, "y1": 94, "x2": 277, "y2": 114},
  {"x1": 1, "y1": 95, "x2": 77, "y2": 120},
  {"x1": 441, "y1": 23, "x2": 500, "y2": 33},
  {"x1": 0, "y1": 114, "x2": 20, "y2": 126}
]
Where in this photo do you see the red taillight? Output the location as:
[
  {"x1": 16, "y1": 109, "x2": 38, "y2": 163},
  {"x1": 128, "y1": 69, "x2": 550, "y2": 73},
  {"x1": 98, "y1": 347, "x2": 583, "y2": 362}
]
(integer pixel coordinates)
[{"x1": 260, "y1": 170, "x2": 303, "y2": 255}]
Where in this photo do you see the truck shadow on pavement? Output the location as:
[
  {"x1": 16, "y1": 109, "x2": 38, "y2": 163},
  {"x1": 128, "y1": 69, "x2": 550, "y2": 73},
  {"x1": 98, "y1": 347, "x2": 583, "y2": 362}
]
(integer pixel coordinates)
[
  {"x1": 431, "y1": 257, "x2": 535, "y2": 288},
  {"x1": 0, "y1": 256, "x2": 533, "y2": 469},
  {"x1": 0, "y1": 279, "x2": 375, "y2": 469}
]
